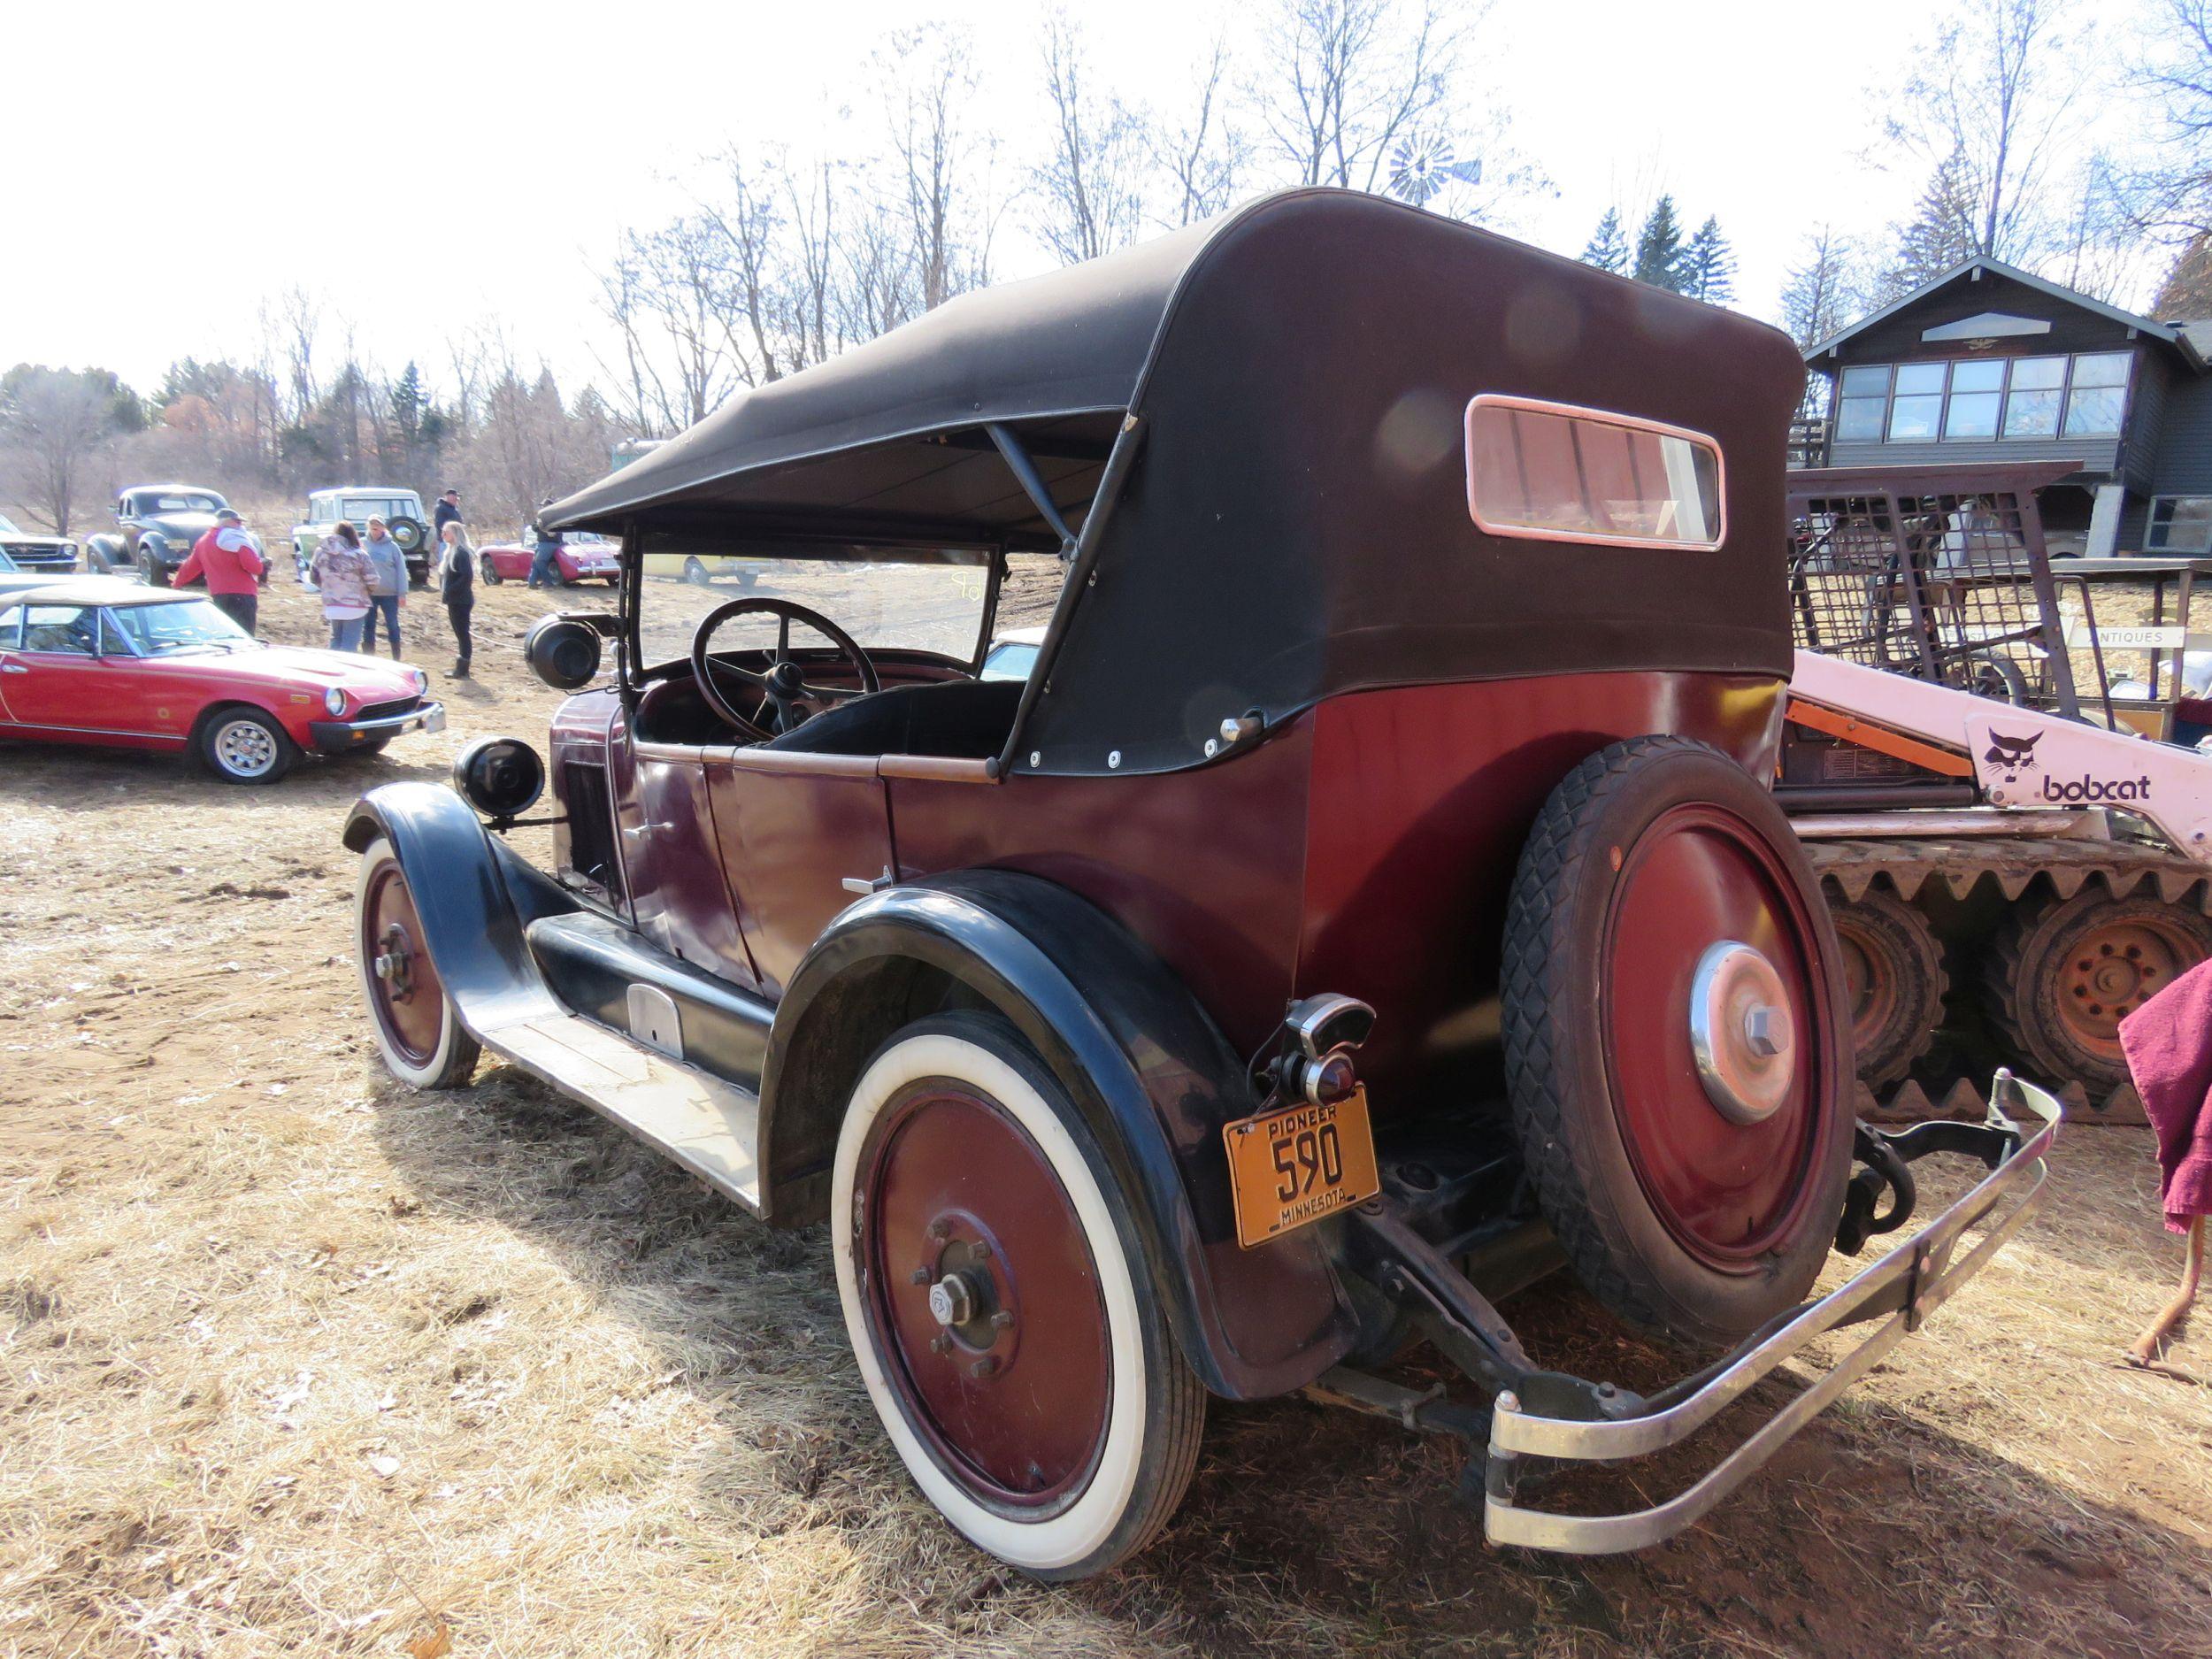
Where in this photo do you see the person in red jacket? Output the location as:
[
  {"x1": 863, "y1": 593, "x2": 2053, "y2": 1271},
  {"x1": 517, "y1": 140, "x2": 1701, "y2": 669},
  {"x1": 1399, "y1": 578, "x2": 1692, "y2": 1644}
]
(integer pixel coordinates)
[{"x1": 173, "y1": 508, "x2": 269, "y2": 635}]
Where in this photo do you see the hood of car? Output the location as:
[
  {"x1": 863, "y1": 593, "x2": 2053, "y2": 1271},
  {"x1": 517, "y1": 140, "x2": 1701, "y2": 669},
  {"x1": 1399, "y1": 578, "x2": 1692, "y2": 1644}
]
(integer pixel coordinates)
[
  {"x1": 160, "y1": 644, "x2": 425, "y2": 701},
  {"x1": 0, "y1": 531, "x2": 73, "y2": 549}
]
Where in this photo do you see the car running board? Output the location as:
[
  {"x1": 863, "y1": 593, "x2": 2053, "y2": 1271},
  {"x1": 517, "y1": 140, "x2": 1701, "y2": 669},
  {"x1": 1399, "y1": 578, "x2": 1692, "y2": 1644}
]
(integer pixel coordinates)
[{"x1": 465, "y1": 1000, "x2": 764, "y2": 1212}]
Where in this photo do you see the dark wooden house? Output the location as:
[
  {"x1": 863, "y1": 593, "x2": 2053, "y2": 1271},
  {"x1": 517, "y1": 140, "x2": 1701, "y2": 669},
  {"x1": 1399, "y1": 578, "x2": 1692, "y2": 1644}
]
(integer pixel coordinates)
[{"x1": 1799, "y1": 257, "x2": 2212, "y2": 556}]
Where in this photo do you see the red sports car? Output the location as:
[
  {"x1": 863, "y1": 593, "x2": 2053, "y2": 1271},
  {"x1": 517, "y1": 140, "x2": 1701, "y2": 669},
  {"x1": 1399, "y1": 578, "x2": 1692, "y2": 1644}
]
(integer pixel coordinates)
[
  {"x1": 0, "y1": 581, "x2": 444, "y2": 783},
  {"x1": 479, "y1": 533, "x2": 620, "y2": 587}
]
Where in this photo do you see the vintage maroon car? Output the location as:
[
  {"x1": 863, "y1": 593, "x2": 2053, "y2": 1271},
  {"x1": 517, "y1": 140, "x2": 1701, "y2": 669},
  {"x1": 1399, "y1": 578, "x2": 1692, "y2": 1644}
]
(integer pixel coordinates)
[
  {"x1": 343, "y1": 191, "x2": 2057, "y2": 1578},
  {"x1": 479, "y1": 533, "x2": 621, "y2": 587},
  {"x1": 1, "y1": 582, "x2": 443, "y2": 782}
]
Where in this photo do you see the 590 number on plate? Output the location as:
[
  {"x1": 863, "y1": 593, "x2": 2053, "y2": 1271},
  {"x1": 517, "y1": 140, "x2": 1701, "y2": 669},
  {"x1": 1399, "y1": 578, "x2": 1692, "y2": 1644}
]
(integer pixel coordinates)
[{"x1": 1222, "y1": 1088, "x2": 1381, "y2": 1248}]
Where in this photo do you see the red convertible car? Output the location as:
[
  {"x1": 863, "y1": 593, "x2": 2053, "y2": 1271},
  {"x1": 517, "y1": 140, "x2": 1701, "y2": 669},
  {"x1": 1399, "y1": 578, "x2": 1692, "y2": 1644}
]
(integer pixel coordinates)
[
  {"x1": 480, "y1": 533, "x2": 621, "y2": 587},
  {"x1": 0, "y1": 582, "x2": 444, "y2": 782}
]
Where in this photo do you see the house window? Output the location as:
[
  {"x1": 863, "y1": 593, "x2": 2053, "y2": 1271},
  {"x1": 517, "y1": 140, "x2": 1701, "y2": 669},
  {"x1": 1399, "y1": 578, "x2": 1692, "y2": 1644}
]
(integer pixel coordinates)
[
  {"x1": 1835, "y1": 365, "x2": 1889, "y2": 442},
  {"x1": 2064, "y1": 352, "x2": 2131, "y2": 436},
  {"x1": 2147, "y1": 496, "x2": 2212, "y2": 554},
  {"x1": 1834, "y1": 351, "x2": 2134, "y2": 444},
  {"x1": 1464, "y1": 396, "x2": 1724, "y2": 549}
]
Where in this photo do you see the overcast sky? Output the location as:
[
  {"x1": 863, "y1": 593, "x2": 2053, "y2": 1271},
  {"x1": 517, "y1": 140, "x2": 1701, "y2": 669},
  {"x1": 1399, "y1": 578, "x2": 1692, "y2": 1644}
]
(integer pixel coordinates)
[{"x1": 4, "y1": 0, "x2": 2162, "y2": 399}]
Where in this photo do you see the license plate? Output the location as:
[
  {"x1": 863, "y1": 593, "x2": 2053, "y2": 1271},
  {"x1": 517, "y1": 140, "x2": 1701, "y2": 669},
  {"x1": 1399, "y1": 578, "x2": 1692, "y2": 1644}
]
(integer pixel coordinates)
[
  {"x1": 1222, "y1": 1087, "x2": 1381, "y2": 1248},
  {"x1": 423, "y1": 707, "x2": 446, "y2": 733}
]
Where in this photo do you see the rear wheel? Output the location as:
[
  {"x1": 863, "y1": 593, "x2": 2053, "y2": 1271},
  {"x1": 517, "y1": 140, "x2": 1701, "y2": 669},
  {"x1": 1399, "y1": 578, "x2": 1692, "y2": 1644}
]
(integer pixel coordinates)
[
  {"x1": 832, "y1": 1011, "x2": 1203, "y2": 1579},
  {"x1": 140, "y1": 549, "x2": 168, "y2": 587},
  {"x1": 354, "y1": 836, "x2": 480, "y2": 1089},
  {"x1": 1502, "y1": 737, "x2": 1854, "y2": 1348},
  {"x1": 483, "y1": 564, "x2": 504, "y2": 586},
  {"x1": 684, "y1": 557, "x2": 710, "y2": 586},
  {"x1": 1827, "y1": 888, "x2": 1946, "y2": 1090},
  {"x1": 196, "y1": 706, "x2": 297, "y2": 785},
  {"x1": 1985, "y1": 888, "x2": 2212, "y2": 1094}
]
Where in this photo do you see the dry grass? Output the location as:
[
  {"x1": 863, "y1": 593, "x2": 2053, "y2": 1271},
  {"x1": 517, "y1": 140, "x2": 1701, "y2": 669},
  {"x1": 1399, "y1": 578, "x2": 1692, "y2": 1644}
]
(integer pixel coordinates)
[{"x1": 2, "y1": 578, "x2": 2210, "y2": 1657}]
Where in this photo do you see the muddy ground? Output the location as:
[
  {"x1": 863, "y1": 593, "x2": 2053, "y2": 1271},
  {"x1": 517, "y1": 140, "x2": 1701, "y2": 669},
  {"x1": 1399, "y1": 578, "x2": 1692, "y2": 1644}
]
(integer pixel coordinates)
[{"x1": 2, "y1": 572, "x2": 2209, "y2": 1657}]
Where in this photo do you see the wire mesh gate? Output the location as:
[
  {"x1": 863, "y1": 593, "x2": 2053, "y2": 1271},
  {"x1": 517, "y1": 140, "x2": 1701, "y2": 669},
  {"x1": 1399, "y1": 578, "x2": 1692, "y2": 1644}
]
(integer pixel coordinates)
[{"x1": 1786, "y1": 469, "x2": 2085, "y2": 719}]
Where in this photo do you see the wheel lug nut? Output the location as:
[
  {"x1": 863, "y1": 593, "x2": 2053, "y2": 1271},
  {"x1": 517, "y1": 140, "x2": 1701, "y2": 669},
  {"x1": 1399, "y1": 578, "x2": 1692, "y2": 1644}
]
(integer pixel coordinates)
[
  {"x1": 930, "y1": 1333, "x2": 951, "y2": 1355},
  {"x1": 971, "y1": 1238, "x2": 991, "y2": 1259},
  {"x1": 990, "y1": 1310, "x2": 1013, "y2": 1330},
  {"x1": 970, "y1": 1356, "x2": 999, "y2": 1379},
  {"x1": 926, "y1": 1219, "x2": 950, "y2": 1241},
  {"x1": 910, "y1": 1267, "x2": 931, "y2": 1285}
]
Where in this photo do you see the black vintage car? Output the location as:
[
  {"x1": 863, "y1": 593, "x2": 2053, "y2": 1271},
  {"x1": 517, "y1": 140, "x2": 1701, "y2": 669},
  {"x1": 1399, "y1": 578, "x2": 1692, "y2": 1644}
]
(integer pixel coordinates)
[
  {"x1": 342, "y1": 190, "x2": 2059, "y2": 1579},
  {"x1": 84, "y1": 484, "x2": 260, "y2": 585}
]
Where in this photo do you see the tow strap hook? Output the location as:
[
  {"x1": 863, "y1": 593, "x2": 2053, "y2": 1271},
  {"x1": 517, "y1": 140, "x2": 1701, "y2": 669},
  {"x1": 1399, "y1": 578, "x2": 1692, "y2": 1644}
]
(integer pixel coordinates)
[{"x1": 1836, "y1": 1122, "x2": 1918, "y2": 1256}]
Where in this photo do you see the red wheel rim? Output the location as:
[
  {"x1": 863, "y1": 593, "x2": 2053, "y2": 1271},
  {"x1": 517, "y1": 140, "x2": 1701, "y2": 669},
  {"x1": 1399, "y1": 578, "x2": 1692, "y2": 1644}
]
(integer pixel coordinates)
[
  {"x1": 2054, "y1": 916, "x2": 2198, "y2": 1058},
  {"x1": 856, "y1": 1081, "x2": 1110, "y2": 1513},
  {"x1": 361, "y1": 862, "x2": 447, "y2": 1066},
  {"x1": 1601, "y1": 804, "x2": 1835, "y2": 1268}
]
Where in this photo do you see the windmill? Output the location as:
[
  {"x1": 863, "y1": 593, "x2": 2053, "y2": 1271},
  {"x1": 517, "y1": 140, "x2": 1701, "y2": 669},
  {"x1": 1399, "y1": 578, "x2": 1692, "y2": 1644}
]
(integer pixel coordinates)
[{"x1": 1387, "y1": 134, "x2": 1482, "y2": 208}]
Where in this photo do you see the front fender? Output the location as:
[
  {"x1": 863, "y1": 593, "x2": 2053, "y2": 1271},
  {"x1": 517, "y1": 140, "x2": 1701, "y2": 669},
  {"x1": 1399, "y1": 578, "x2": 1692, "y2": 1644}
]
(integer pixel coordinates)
[
  {"x1": 763, "y1": 868, "x2": 1357, "y2": 1401},
  {"x1": 342, "y1": 781, "x2": 580, "y2": 1031}
]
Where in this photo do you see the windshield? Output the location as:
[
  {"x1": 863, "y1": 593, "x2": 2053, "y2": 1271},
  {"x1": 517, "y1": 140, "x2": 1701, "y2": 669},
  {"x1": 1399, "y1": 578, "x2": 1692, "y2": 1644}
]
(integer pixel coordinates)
[
  {"x1": 342, "y1": 498, "x2": 414, "y2": 521},
  {"x1": 638, "y1": 554, "x2": 992, "y2": 669},
  {"x1": 107, "y1": 598, "x2": 255, "y2": 655}
]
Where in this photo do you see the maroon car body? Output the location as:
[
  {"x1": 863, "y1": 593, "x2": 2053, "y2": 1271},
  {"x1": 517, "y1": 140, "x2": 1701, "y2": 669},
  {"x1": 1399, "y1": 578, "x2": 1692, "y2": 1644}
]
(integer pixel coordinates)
[
  {"x1": 479, "y1": 534, "x2": 620, "y2": 586},
  {"x1": 344, "y1": 190, "x2": 2057, "y2": 1578}
]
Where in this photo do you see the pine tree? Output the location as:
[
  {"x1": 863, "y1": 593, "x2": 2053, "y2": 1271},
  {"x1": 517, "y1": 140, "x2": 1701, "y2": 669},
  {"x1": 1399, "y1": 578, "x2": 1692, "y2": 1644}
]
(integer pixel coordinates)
[
  {"x1": 1632, "y1": 196, "x2": 1685, "y2": 291},
  {"x1": 1883, "y1": 149, "x2": 1981, "y2": 300},
  {"x1": 1580, "y1": 207, "x2": 1628, "y2": 274},
  {"x1": 1676, "y1": 216, "x2": 1737, "y2": 304},
  {"x1": 2154, "y1": 234, "x2": 2212, "y2": 320}
]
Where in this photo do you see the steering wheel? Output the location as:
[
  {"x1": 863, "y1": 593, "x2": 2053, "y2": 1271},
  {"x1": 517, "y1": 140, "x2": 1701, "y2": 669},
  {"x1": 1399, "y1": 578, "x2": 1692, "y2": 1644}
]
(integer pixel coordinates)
[{"x1": 689, "y1": 597, "x2": 880, "y2": 741}]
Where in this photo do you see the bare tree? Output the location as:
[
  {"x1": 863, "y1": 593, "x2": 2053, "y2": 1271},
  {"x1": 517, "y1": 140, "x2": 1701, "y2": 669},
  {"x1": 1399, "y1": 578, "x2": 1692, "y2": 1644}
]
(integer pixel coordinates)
[
  {"x1": 879, "y1": 25, "x2": 994, "y2": 309},
  {"x1": 592, "y1": 216, "x2": 743, "y2": 434},
  {"x1": 276, "y1": 286, "x2": 323, "y2": 424},
  {"x1": 1781, "y1": 227, "x2": 1878, "y2": 352},
  {"x1": 1031, "y1": 12, "x2": 1152, "y2": 263},
  {"x1": 0, "y1": 366, "x2": 134, "y2": 533},
  {"x1": 1154, "y1": 35, "x2": 1248, "y2": 227},
  {"x1": 1883, "y1": 0, "x2": 2085, "y2": 266},
  {"x1": 2130, "y1": 0, "x2": 2212, "y2": 240},
  {"x1": 1253, "y1": 0, "x2": 1466, "y2": 193}
]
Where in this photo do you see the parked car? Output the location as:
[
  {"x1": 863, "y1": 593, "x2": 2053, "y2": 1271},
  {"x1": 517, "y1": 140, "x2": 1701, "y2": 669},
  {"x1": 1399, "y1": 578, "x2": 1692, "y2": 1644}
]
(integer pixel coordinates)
[
  {"x1": 291, "y1": 488, "x2": 433, "y2": 587},
  {"x1": 978, "y1": 624, "x2": 1045, "y2": 681},
  {"x1": 479, "y1": 531, "x2": 621, "y2": 587},
  {"x1": 82, "y1": 485, "x2": 260, "y2": 585},
  {"x1": 0, "y1": 580, "x2": 442, "y2": 782},
  {"x1": 670, "y1": 553, "x2": 762, "y2": 588},
  {"x1": 0, "y1": 511, "x2": 78, "y2": 577},
  {"x1": 342, "y1": 191, "x2": 2058, "y2": 1579}
]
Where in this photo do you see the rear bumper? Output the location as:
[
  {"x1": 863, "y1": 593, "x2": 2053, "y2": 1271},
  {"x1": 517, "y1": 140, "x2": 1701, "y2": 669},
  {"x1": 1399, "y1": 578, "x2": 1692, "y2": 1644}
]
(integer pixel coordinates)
[
  {"x1": 1482, "y1": 1072, "x2": 2061, "y2": 1553},
  {"x1": 309, "y1": 701, "x2": 446, "y2": 753}
]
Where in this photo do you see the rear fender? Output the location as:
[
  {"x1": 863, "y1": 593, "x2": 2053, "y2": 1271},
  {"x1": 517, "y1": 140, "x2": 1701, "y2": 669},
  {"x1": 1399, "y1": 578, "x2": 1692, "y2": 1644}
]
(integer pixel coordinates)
[
  {"x1": 761, "y1": 868, "x2": 1357, "y2": 1401},
  {"x1": 342, "y1": 781, "x2": 580, "y2": 1031}
]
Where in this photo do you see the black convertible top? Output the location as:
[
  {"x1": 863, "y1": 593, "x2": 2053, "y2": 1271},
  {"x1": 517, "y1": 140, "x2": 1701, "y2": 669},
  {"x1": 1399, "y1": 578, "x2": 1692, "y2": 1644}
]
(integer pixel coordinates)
[{"x1": 549, "y1": 189, "x2": 1808, "y2": 774}]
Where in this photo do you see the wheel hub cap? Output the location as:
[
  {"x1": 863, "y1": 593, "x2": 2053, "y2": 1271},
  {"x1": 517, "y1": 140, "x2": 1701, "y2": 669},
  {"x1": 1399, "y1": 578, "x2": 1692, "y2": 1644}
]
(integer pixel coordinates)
[
  {"x1": 215, "y1": 720, "x2": 275, "y2": 775},
  {"x1": 1690, "y1": 941, "x2": 1797, "y2": 1125}
]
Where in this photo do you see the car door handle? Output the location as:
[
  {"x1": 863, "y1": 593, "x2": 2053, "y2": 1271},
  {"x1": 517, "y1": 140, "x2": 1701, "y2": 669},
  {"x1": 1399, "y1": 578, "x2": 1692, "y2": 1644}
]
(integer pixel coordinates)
[
  {"x1": 620, "y1": 820, "x2": 675, "y2": 838},
  {"x1": 0, "y1": 663, "x2": 26, "y2": 675},
  {"x1": 841, "y1": 866, "x2": 895, "y2": 895}
]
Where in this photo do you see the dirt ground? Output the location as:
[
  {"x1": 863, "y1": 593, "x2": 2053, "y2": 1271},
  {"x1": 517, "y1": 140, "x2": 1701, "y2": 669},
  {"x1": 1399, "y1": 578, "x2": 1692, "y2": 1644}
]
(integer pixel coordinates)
[{"x1": 4, "y1": 570, "x2": 2212, "y2": 1658}]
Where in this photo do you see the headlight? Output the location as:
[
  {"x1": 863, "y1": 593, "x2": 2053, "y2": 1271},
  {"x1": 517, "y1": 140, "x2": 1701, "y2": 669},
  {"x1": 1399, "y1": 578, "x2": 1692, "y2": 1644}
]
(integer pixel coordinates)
[
  {"x1": 324, "y1": 687, "x2": 348, "y2": 718},
  {"x1": 410, "y1": 668, "x2": 428, "y2": 695}
]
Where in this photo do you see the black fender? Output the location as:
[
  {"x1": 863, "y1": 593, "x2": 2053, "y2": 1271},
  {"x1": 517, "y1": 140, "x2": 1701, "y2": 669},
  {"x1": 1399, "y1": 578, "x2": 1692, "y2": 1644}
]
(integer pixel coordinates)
[
  {"x1": 761, "y1": 867, "x2": 1357, "y2": 1401},
  {"x1": 83, "y1": 533, "x2": 126, "y2": 572},
  {"x1": 341, "y1": 781, "x2": 580, "y2": 1029}
]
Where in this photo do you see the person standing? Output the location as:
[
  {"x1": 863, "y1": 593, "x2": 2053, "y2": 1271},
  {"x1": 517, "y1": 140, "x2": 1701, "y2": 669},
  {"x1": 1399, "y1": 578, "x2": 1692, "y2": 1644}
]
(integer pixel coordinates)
[
  {"x1": 436, "y1": 519, "x2": 476, "y2": 678},
  {"x1": 527, "y1": 514, "x2": 563, "y2": 588},
  {"x1": 173, "y1": 507, "x2": 267, "y2": 635},
  {"x1": 310, "y1": 522, "x2": 375, "y2": 650},
  {"x1": 433, "y1": 488, "x2": 462, "y2": 541},
  {"x1": 360, "y1": 517, "x2": 407, "y2": 658}
]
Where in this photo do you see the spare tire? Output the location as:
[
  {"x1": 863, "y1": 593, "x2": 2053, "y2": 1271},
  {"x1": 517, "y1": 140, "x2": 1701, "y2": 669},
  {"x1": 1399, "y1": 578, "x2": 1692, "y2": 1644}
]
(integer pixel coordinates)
[
  {"x1": 388, "y1": 516, "x2": 427, "y2": 553},
  {"x1": 1501, "y1": 736, "x2": 1854, "y2": 1348}
]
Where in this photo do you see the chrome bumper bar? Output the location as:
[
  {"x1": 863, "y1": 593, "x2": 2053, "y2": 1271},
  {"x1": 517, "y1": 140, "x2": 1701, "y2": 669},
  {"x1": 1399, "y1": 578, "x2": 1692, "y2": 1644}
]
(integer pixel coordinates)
[{"x1": 1483, "y1": 1071, "x2": 2062, "y2": 1554}]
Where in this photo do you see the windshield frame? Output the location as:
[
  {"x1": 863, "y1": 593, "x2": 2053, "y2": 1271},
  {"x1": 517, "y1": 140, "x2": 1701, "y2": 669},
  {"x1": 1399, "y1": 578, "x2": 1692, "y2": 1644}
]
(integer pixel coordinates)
[
  {"x1": 101, "y1": 597, "x2": 257, "y2": 657},
  {"x1": 618, "y1": 531, "x2": 1006, "y2": 703}
]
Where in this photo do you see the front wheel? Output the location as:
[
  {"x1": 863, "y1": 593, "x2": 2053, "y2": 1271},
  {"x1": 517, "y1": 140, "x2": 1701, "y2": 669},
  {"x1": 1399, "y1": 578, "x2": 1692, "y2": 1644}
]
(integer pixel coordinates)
[
  {"x1": 683, "y1": 557, "x2": 710, "y2": 586},
  {"x1": 355, "y1": 836, "x2": 481, "y2": 1088},
  {"x1": 196, "y1": 706, "x2": 298, "y2": 785},
  {"x1": 140, "y1": 549, "x2": 169, "y2": 588},
  {"x1": 482, "y1": 564, "x2": 504, "y2": 586},
  {"x1": 833, "y1": 1012, "x2": 1203, "y2": 1579}
]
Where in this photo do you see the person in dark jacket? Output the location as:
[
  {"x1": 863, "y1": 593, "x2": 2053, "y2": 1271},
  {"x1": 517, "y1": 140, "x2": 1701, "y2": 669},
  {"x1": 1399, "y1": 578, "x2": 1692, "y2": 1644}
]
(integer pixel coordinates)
[
  {"x1": 433, "y1": 489, "x2": 462, "y2": 540},
  {"x1": 436, "y1": 519, "x2": 476, "y2": 677},
  {"x1": 527, "y1": 513, "x2": 563, "y2": 588}
]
